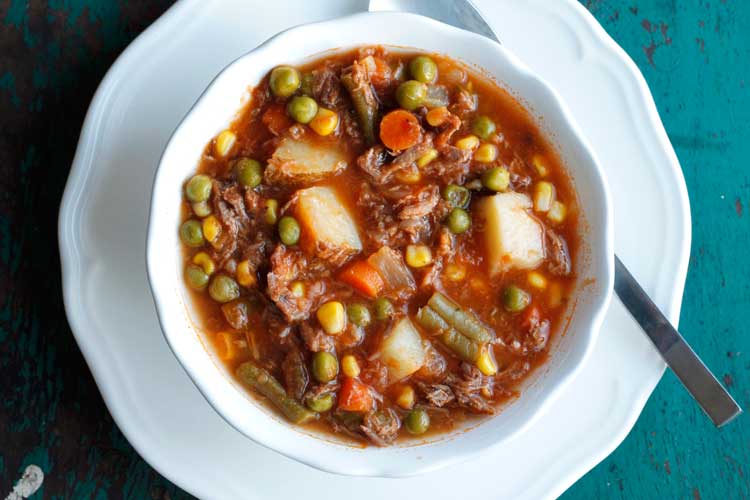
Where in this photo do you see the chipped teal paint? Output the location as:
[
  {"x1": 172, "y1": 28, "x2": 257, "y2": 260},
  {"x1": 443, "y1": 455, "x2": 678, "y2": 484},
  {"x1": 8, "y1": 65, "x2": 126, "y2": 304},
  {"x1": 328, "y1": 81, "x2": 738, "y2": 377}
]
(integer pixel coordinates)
[{"x1": 0, "y1": 1, "x2": 746, "y2": 499}]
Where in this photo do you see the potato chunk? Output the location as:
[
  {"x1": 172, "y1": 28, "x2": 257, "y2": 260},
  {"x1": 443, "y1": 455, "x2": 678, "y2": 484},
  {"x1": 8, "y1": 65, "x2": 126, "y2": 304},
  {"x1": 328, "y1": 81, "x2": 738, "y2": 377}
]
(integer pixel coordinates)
[
  {"x1": 477, "y1": 192, "x2": 544, "y2": 275},
  {"x1": 293, "y1": 186, "x2": 362, "y2": 263},
  {"x1": 379, "y1": 317, "x2": 426, "y2": 382},
  {"x1": 265, "y1": 137, "x2": 347, "y2": 183}
]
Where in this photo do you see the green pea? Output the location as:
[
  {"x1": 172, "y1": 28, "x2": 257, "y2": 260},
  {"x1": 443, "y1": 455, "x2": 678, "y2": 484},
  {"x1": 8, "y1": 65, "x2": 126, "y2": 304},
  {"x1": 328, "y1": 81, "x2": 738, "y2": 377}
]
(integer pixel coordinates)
[
  {"x1": 409, "y1": 56, "x2": 438, "y2": 83},
  {"x1": 180, "y1": 220, "x2": 204, "y2": 247},
  {"x1": 185, "y1": 264, "x2": 209, "y2": 290},
  {"x1": 287, "y1": 96, "x2": 319, "y2": 124},
  {"x1": 312, "y1": 351, "x2": 339, "y2": 383},
  {"x1": 264, "y1": 199, "x2": 279, "y2": 225},
  {"x1": 306, "y1": 392, "x2": 334, "y2": 412},
  {"x1": 396, "y1": 80, "x2": 427, "y2": 111},
  {"x1": 185, "y1": 174, "x2": 212, "y2": 203},
  {"x1": 373, "y1": 297, "x2": 395, "y2": 321},
  {"x1": 503, "y1": 285, "x2": 531, "y2": 312},
  {"x1": 347, "y1": 303, "x2": 372, "y2": 327},
  {"x1": 442, "y1": 184, "x2": 470, "y2": 209},
  {"x1": 472, "y1": 115, "x2": 496, "y2": 140},
  {"x1": 269, "y1": 66, "x2": 301, "y2": 97},
  {"x1": 234, "y1": 158, "x2": 263, "y2": 188},
  {"x1": 208, "y1": 274, "x2": 240, "y2": 303},
  {"x1": 446, "y1": 208, "x2": 471, "y2": 234},
  {"x1": 192, "y1": 201, "x2": 212, "y2": 217},
  {"x1": 481, "y1": 167, "x2": 510, "y2": 192},
  {"x1": 278, "y1": 216, "x2": 301, "y2": 245},
  {"x1": 405, "y1": 408, "x2": 430, "y2": 435}
]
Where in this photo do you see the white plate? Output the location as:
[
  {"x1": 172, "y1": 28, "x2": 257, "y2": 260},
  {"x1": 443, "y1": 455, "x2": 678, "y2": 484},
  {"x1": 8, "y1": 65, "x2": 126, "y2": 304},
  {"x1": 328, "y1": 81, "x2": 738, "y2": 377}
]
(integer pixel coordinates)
[{"x1": 58, "y1": 0, "x2": 690, "y2": 498}]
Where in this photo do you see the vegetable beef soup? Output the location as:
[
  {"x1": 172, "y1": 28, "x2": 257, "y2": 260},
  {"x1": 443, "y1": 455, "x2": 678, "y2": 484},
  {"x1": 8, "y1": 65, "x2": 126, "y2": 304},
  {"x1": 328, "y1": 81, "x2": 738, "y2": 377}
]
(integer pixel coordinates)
[{"x1": 179, "y1": 46, "x2": 579, "y2": 446}]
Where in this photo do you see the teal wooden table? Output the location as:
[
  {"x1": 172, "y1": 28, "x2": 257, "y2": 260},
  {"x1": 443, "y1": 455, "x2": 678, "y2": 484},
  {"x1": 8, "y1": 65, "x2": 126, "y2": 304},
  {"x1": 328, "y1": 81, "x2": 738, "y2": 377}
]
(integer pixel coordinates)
[{"x1": 1, "y1": 1, "x2": 747, "y2": 498}]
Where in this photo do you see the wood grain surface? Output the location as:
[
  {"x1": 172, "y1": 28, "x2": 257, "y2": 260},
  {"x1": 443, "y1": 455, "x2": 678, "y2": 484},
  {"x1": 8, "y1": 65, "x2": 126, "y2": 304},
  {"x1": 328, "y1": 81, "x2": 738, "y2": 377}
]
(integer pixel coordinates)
[{"x1": 0, "y1": 1, "x2": 747, "y2": 498}]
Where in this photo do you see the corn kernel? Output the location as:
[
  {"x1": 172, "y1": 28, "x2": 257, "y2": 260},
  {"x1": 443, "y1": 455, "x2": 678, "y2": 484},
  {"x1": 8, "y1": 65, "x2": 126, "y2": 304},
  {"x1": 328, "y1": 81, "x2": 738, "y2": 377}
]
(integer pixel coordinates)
[
  {"x1": 264, "y1": 199, "x2": 279, "y2": 225},
  {"x1": 548, "y1": 201, "x2": 567, "y2": 223},
  {"x1": 290, "y1": 280, "x2": 305, "y2": 298},
  {"x1": 474, "y1": 143, "x2": 498, "y2": 163},
  {"x1": 396, "y1": 386, "x2": 416, "y2": 410},
  {"x1": 455, "y1": 134, "x2": 480, "y2": 151},
  {"x1": 236, "y1": 260, "x2": 256, "y2": 287},
  {"x1": 192, "y1": 201, "x2": 212, "y2": 217},
  {"x1": 416, "y1": 148, "x2": 439, "y2": 168},
  {"x1": 476, "y1": 346, "x2": 498, "y2": 376},
  {"x1": 548, "y1": 282, "x2": 563, "y2": 308},
  {"x1": 426, "y1": 106, "x2": 450, "y2": 126},
  {"x1": 533, "y1": 181, "x2": 556, "y2": 212},
  {"x1": 444, "y1": 263, "x2": 466, "y2": 281},
  {"x1": 192, "y1": 252, "x2": 216, "y2": 275},
  {"x1": 405, "y1": 245, "x2": 433, "y2": 268},
  {"x1": 395, "y1": 167, "x2": 422, "y2": 184},
  {"x1": 527, "y1": 271, "x2": 548, "y2": 290},
  {"x1": 481, "y1": 387, "x2": 493, "y2": 398},
  {"x1": 317, "y1": 301, "x2": 346, "y2": 334},
  {"x1": 202, "y1": 215, "x2": 222, "y2": 244},
  {"x1": 309, "y1": 107, "x2": 339, "y2": 136},
  {"x1": 215, "y1": 129, "x2": 236, "y2": 157},
  {"x1": 215, "y1": 331, "x2": 247, "y2": 360},
  {"x1": 531, "y1": 153, "x2": 549, "y2": 177},
  {"x1": 341, "y1": 355, "x2": 361, "y2": 378}
]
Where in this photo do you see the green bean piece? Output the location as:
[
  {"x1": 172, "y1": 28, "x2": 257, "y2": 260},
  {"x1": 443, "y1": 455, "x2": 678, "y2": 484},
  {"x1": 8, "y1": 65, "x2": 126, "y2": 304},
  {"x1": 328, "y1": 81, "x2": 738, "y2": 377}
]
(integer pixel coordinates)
[
  {"x1": 191, "y1": 201, "x2": 212, "y2": 217},
  {"x1": 416, "y1": 306, "x2": 450, "y2": 333},
  {"x1": 440, "y1": 328, "x2": 480, "y2": 363},
  {"x1": 446, "y1": 208, "x2": 471, "y2": 234},
  {"x1": 180, "y1": 220, "x2": 204, "y2": 247},
  {"x1": 341, "y1": 72, "x2": 378, "y2": 144},
  {"x1": 306, "y1": 392, "x2": 335, "y2": 413},
  {"x1": 185, "y1": 174, "x2": 213, "y2": 203},
  {"x1": 311, "y1": 352, "x2": 339, "y2": 383},
  {"x1": 264, "y1": 199, "x2": 279, "y2": 225},
  {"x1": 236, "y1": 362, "x2": 317, "y2": 424},
  {"x1": 278, "y1": 216, "x2": 301, "y2": 246},
  {"x1": 208, "y1": 274, "x2": 240, "y2": 303},
  {"x1": 442, "y1": 184, "x2": 470, "y2": 209},
  {"x1": 481, "y1": 167, "x2": 510, "y2": 192},
  {"x1": 299, "y1": 72, "x2": 315, "y2": 96},
  {"x1": 234, "y1": 158, "x2": 263, "y2": 188},
  {"x1": 346, "y1": 303, "x2": 372, "y2": 327},
  {"x1": 503, "y1": 285, "x2": 531, "y2": 313},
  {"x1": 269, "y1": 66, "x2": 301, "y2": 97},
  {"x1": 409, "y1": 56, "x2": 438, "y2": 83},
  {"x1": 287, "y1": 96, "x2": 319, "y2": 124},
  {"x1": 472, "y1": 115, "x2": 496, "y2": 140},
  {"x1": 405, "y1": 408, "x2": 430, "y2": 435},
  {"x1": 373, "y1": 297, "x2": 395, "y2": 321},
  {"x1": 427, "y1": 292, "x2": 494, "y2": 343},
  {"x1": 395, "y1": 80, "x2": 427, "y2": 111},
  {"x1": 185, "y1": 264, "x2": 209, "y2": 290}
]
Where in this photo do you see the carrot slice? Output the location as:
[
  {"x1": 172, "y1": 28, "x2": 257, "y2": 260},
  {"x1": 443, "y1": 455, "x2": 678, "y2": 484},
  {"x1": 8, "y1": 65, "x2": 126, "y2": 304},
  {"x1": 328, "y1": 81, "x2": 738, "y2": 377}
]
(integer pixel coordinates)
[
  {"x1": 338, "y1": 260, "x2": 385, "y2": 298},
  {"x1": 379, "y1": 109, "x2": 421, "y2": 151},
  {"x1": 338, "y1": 377, "x2": 374, "y2": 412}
]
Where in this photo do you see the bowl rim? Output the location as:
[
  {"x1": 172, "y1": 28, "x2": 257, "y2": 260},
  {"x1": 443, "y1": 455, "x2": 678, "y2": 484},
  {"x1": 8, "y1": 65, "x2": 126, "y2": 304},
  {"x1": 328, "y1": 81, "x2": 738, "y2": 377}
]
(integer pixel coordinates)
[{"x1": 146, "y1": 10, "x2": 614, "y2": 477}]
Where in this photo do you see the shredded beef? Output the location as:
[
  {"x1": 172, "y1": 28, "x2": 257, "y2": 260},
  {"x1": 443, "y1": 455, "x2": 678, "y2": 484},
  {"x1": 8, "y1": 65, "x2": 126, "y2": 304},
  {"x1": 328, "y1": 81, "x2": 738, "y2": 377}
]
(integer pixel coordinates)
[
  {"x1": 360, "y1": 409, "x2": 401, "y2": 447},
  {"x1": 312, "y1": 63, "x2": 345, "y2": 108},
  {"x1": 361, "y1": 358, "x2": 389, "y2": 392},
  {"x1": 418, "y1": 382, "x2": 455, "y2": 408},
  {"x1": 445, "y1": 363, "x2": 495, "y2": 414},
  {"x1": 210, "y1": 181, "x2": 259, "y2": 267},
  {"x1": 282, "y1": 347, "x2": 309, "y2": 401},
  {"x1": 424, "y1": 145, "x2": 472, "y2": 184},
  {"x1": 266, "y1": 246, "x2": 330, "y2": 322},
  {"x1": 434, "y1": 111, "x2": 462, "y2": 149},
  {"x1": 356, "y1": 145, "x2": 389, "y2": 183},
  {"x1": 546, "y1": 228, "x2": 572, "y2": 276},
  {"x1": 299, "y1": 321, "x2": 334, "y2": 352},
  {"x1": 450, "y1": 87, "x2": 477, "y2": 118},
  {"x1": 262, "y1": 304, "x2": 296, "y2": 348}
]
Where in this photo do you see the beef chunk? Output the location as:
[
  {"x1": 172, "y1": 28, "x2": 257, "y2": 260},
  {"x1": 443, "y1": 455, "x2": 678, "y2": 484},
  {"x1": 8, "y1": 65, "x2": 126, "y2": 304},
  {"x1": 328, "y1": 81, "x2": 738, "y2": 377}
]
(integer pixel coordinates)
[
  {"x1": 282, "y1": 347, "x2": 309, "y2": 401},
  {"x1": 312, "y1": 62, "x2": 345, "y2": 108},
  {"x1": 417, "y1": 382, "x2": 456, "y2": 408},
  {"x1": 546, "y1": 228, "x2": 572, "y2": 276},
  {"x1": 445, "y1": 363, "x2": 495, "y2": 414},
  {"x1": 266, "y1": 246, "x2": 330, "y2": 322},
  {"x1": 299, "y1": 321, "x2": 334, "y2": 353},
  {"x1": 360, "y1": 409, "x2": 401, "y2": 447}
]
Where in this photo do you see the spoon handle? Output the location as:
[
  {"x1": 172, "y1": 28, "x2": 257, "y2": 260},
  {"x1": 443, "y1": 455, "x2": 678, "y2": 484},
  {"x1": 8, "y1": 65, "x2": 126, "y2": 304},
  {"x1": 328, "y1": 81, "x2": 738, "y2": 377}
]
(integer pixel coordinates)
[{"x1": 615, "y1": 256, "x2": 742, "y2": 427}]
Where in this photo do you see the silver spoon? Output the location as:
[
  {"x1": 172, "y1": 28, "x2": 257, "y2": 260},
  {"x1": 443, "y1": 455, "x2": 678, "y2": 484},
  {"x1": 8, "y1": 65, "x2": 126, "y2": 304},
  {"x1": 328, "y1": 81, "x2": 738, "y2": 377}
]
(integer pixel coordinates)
[{"x1": 369, "y1": 0, "x2": 742, "y2": 427}]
